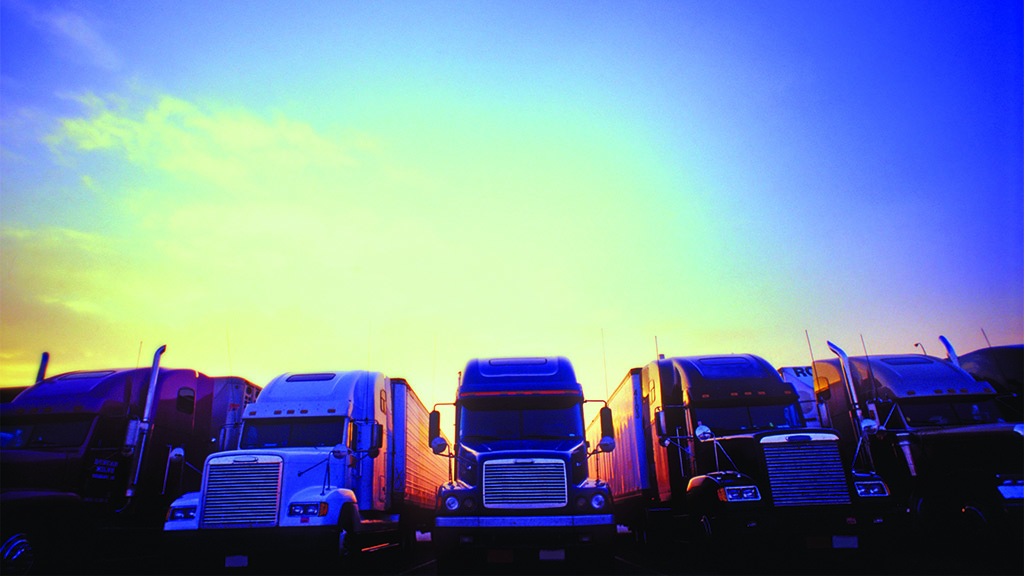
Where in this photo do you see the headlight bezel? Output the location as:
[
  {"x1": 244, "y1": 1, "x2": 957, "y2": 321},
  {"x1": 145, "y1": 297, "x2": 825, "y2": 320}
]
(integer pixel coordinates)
[
  {"x1": 167, "y1": 506, "x2": 197, "y2": 521},
  {"x1": 718, "y1": 485, "x2": 761, "y2": 502},
  {"x1": 287, "y1": 502, "x2": 329, "y2": 516},
  {"x1": 854, "y1": 480, "x2": 889, "y2": 497}
]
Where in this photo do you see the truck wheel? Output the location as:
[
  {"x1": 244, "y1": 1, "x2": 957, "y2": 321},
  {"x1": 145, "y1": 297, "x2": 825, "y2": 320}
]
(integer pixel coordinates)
[
  {"x1": 338, "y1": 503, "x2": 363, "y2": 559},
  {"x1": 1, "y1": 533, "x2": 35, "y2": 575}
]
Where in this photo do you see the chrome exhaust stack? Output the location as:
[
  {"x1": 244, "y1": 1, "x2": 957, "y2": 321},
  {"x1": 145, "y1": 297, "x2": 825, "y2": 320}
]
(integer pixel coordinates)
[
  {"x1": 938, "y1": 335, "x2": 960, "y2": 368},
  {"x1": 828, "y1": 341, "x2": 876, "y2": 472},
  {"x1": 125, "y1": 345, "x2": 167, "y2": 500},
  {"x1": 35, "y1": 352, "x2": 49, "y2": 384}
]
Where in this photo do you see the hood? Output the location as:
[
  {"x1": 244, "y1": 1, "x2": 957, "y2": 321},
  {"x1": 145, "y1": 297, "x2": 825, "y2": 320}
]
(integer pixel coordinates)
[
  {"x1": 460, "y1": 438, "x2": 583, "y2": 454},
  {"x1": 907, "y1": 421, "x2": 1023, "y2": 440},
  {"x1": 0, "y1": 449, "x2": 75, "y2": 492}
]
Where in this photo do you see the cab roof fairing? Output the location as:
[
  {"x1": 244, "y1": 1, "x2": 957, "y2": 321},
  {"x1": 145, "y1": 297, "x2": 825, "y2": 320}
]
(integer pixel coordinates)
[
  {"x1": 457, "y1": 357, "x2": 583, "y2": 398},
  {"x1": 245, "y1": 371, "x2": 382, "y2": 419},
  {"x1": 1, "y1": 368, "x2": 199, "y2": 418},
  {"x1": 815, "y1": 355, "x2": 996, "y2": 401},
  {"x1": 958, "y1": 345, "x2": 1024, "y2": 396},
  {"x1": 656, "y1": 354, "x2": 794, "y2": 406}
]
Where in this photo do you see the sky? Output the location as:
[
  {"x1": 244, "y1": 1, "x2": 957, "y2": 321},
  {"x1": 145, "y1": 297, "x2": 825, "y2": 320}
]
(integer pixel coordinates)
[{"x1": 1, "y1": 1, "x2": 1021, "y2": 415}]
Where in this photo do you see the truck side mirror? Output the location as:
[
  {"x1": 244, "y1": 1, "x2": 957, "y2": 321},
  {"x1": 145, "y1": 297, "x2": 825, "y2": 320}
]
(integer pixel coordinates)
[
  {"x1": 598, "y1": 406, "x2": 615, "y2": 453},
  {"x1": 429, "y1": 410, "x2": 447, "y2": 455},
  {"x1": 368, "y1": 423, "x2": 384, "y2": 459},
  {"x1": 815, "y1": 376, "x2": 832, "y2": 401},
  {"x1": 695, "y1": 424, "x2": 714, "y2": 442},
  {"x1": 123, "y1": 417, "x2": 141, "y2": 456},
  {"x1": 655, "y1": 410, "x2": 667, "y2": 439}
]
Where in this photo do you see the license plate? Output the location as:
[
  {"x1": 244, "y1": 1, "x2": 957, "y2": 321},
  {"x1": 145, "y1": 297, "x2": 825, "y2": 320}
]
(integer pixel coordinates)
[
  {"x1": 225, "y1": 555, "x2": 248, "y2": 567},
  {"x1": 487, "y1": 549, "x2": 513, "y2": 563},
  {"x1": 833, "y1": 536, "x2": 858, "y2": 549},
  {"x1": 539, "y1": 549, "x2": 566, "y2": 561}
]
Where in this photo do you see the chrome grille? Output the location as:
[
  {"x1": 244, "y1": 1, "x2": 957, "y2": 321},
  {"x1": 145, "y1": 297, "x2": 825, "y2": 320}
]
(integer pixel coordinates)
[
  {"x1": 483, "y1": 458, "x2": 567, "y2": 509},
  {"x1": 200, "y1": 457, "x2": 282, "y2": 528},
  {"x1": 763, "y1": 440, "x2": 851, "y2": 507}
]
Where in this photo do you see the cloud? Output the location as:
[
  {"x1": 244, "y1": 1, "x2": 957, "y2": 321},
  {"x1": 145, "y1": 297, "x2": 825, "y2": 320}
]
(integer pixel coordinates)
[
  {"x1": 5, "y1": 0, "x2": 122, "y2": 71},
  {"x1": 49, "y1": 93, "x2": 357, "y2": 201}
]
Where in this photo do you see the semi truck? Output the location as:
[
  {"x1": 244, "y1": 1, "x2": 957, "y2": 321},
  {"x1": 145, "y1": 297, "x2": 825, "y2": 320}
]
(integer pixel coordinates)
[
  {"x1": 813, "y1": 339, "x2": 1022, "y2": 549},
  {"x1": 428, "y1": 356, "x2": 616, "y2": 571},
  {"x1": 958, "y1": 343, "x2": 1023, "y2": 401},
  {"x1": 0, "y1": 346, "x2": 259, "y2": 574},
  {"x1": 163, "y1": 370, "x2": 448, "y2": 571},
  {"x1": 586, "y1": 354, "x2": 893, "y2": 555}
]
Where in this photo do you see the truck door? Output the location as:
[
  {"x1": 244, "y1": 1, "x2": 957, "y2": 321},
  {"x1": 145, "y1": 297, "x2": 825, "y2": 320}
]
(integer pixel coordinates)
[{"x1": 374, "y1": 377, "x2": 390, "y2": 511}]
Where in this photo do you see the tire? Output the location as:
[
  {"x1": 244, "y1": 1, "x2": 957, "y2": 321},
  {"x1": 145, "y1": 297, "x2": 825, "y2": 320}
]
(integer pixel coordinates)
[{"x1": 1, "y1": 533, "x2": 35, "y2": 575}]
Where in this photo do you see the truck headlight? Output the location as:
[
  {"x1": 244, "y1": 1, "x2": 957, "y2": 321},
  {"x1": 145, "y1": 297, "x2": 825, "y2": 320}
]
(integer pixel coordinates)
[
  {"x1": 590, "y1": 494, "x2": 607, "y2": 510},
  {"x1": 854, "y1": 481, "x2": 889, "y2": 497},
  {"x1": 288, "y1": 502, "x2": 329, "y2": 516},
  {"x1": 997, "y1": 479, "x2": 1023, "y2": 500},
  {"x1": 167, "y1": 506, "x2": 196, "y2": 521},
  {"x1": 719, "y1": 486, "x2": 761, "y2": 502},
  {"x1": 444, "y1": 495, "x2": 460, "y2": 511}
]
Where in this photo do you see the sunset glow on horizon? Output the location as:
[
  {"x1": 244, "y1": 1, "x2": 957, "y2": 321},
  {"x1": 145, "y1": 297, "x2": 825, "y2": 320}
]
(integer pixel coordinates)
[{"x1": 2, "y1": 1, "x2": 1021, "y2": 406}]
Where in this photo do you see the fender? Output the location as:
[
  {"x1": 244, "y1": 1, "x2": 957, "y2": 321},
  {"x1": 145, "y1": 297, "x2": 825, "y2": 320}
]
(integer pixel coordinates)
[
  {"x1": 686, "y1": 471, "x2": 759, "y2": 509},
  {"x1": 278, "y1": 488, "x2": 358, "y2": 528}
]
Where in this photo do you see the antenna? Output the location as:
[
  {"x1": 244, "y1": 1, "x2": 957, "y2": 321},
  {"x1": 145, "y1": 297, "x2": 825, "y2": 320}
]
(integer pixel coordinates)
[
  {"x1": 861, "y1": 334, "x2": 877, "y2": 402},
  {"x1": 367, "y1": 322, "x2": 372, "y2": 372},
  {"x1": 136, "y1": 341, "x2": 143, "y2": 369},
  {"x1": 432, "y1": 333, "x2": 438, "y2": 407},
  {"x1": 981, "y1": 327, "x2": 992, "y2": 348},
  {"x1": 226, "y1": 327, "x2": 234, "y2": 377},
  {"x1": 805, "y1": 330, "x2": 824, "y2": 426},
  {"x1": 655, "y1": 335, "x2": 660, "y2": 359},
  {"x1": 601, "y1": 328, "x2": 609, "y2": 398}
]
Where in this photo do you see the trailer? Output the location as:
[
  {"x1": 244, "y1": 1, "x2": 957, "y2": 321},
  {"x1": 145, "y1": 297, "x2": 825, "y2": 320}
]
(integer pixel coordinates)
[
  {"x1": 428, "y1": 357, "x2": 616, "y2": 572},
  {"x1": 0, "y1": 346, "x2": 259, "y2": 574},
  {"x1": 587, "y1": 354, "x2": 895, "y2": 554},
  {"x1": 163, "y1": 370, "x2": 447, "y2": 570}
]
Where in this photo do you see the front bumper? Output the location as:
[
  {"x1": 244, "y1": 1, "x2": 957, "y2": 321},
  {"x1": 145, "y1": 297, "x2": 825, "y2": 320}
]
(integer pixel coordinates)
[
  {"x1": 162, "y1": 526, "x2": 341, "y2": 568},
  {"x1": 704, "y1": 506, "x2": 900, "y2": 550},
  {"x1": 434, "y1": 514, "x2": 615, "y2": 562}
]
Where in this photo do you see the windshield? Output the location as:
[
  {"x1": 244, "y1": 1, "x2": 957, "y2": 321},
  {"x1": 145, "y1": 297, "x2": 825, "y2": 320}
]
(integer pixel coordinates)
[
  {"x1": 459, "y1": 397, "x2": 584, "y2": 441},
  {"x1": 691, "y1": 403, "x2": 803, "y2": 435},
  {"x1": 1, "y1": 417, "x2": 95, "y2": 449},
  {"x1": 240, "y1": 416, "x2": 346, "y2": 449},
  {"x1": 898, "y1": 399, "x2": 1006, "y2": 427}
]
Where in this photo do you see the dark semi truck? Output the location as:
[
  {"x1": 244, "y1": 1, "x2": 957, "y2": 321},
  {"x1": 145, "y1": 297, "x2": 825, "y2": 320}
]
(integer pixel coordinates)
[
  {"x1": 587, "y1": 354, "x2": 894, "y2": 555},
  {"x1": 813, "y1": 339, "x2": 1022, "y2": 552},
  {"x1": 0, "y1": 346, "x2": 259, "y2": 574},
  {"x1": 428, "y1": 356, "x2": 616, "y2": 572}
]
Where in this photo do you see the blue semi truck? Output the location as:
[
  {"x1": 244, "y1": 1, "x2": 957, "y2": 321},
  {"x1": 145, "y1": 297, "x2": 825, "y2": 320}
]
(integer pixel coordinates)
[{"x1": 428, "y1": 356, "x2": 616, "y2": 571}]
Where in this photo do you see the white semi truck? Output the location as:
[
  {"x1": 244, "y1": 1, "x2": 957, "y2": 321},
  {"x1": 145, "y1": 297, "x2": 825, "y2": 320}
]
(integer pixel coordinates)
[{"x1": 163, "y1": 371, "x2": 447, "y2": 570}]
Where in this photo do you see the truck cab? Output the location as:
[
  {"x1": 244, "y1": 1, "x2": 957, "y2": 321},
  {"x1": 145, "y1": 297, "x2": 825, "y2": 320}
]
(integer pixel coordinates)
[
  {"x1": 640, "y1": 354, "x2": 892, "y2": 550},
  {"x1": 813, "y1": 340, "x2": 1023, "y2": 547},
  {"x1": 164, "y1": 370, "x2": 446, "y2": 571},
  {"x1": 164, "y1": 371, "x2": 388, "y2": 568},
  {"x1": 0, "y1": 346, "x2": 257, "y2": 574},
  {"x1": 429, "y1": 357, "x2": 615, "y2": 570}
]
